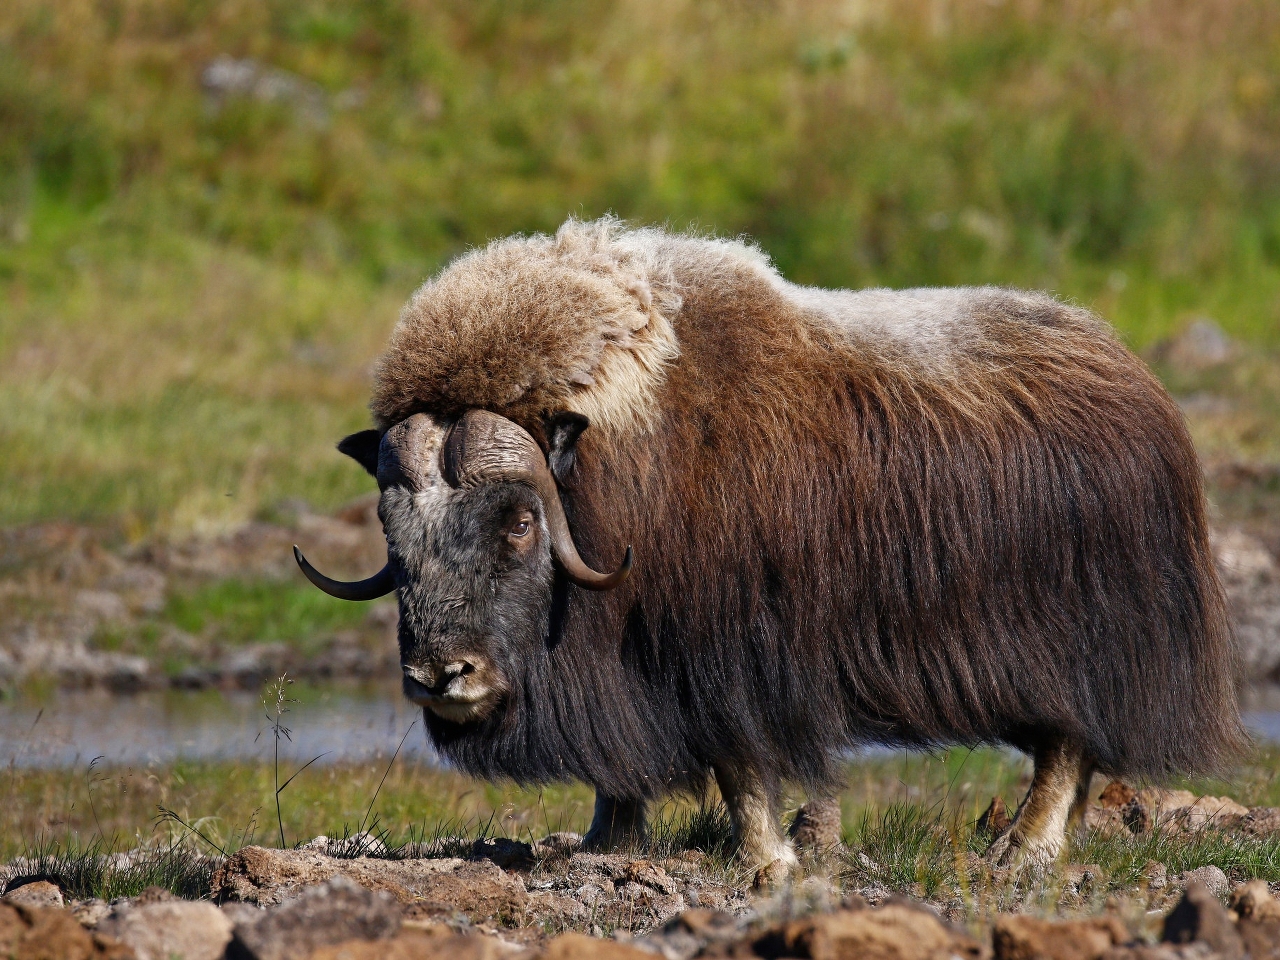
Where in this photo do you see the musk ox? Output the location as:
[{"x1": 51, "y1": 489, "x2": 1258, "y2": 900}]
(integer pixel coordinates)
[{"x1": 295, "y1": 217, "x2": 1244, "y2": 870}]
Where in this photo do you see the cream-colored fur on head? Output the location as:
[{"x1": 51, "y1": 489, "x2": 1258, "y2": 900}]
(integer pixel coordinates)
[
  {"x1": 373, "y1": 217, "x2": 686, "y2": 436},
  {"x1": 371, "y1": 217, "x2": 1094, "y2": 442}
]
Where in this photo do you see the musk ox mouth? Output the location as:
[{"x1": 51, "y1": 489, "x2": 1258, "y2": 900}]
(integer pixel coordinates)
[{"x1": 402, "y1": 660, "x2": 502, "y2": 723}]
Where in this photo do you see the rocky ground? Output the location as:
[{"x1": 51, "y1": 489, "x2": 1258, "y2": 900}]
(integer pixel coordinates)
[
  {"x1": 0, "y1": 496, "x2": 396, "y2": 692},
  {"x1": 5, "y1": 784, "x2": 1280, "y2": 958},
  {"x1": 0, "y1": 840, "x2": 1277, "y2": 960}
]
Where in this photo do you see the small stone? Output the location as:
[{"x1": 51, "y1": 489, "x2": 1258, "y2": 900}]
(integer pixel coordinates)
[
  {"x1": 976, "y1": 797, "x2": 1012, "y2": 837},
  {"x1": 1063, "y1": 864, "x2": 1104, "y2": 897},
  {"x1": 1230, "y1": 879, "x2": 1280, "y2": 921},
  {"x1": 1159, "y1": 318, "x2": 1235, "y2": 373},
  {"x1": 229, "y1": 875, "x2": 402, "y2": 960},
  {"x1": 220, "y1": 902, "x2": 263, "y2": 927},
  {"x1": 992, "y1": 914, "x2": 1129, "y2": 960},
  {"x1": 1238, "y1": 807, "x2": 1280, "y2": 836},
  {"x1": 72, "y1": 899, "x2": 112, "y2": 928},
  {"x1": 1163, "y1": 882, "x2": 1244, "y2": 959},
  {"x1": 623, "y1": 860, "x2": 678, "y2": 895},
  {"x1": 3, "y1": 881, "x2": 64, "y2": 909},
  {"x1": 97, "y1": 900, "x2": 232, "y2": 960},
  {"x1": 1178, "y1": 866, "x2": 1230, "y2": 898},
  {"x1": 768, "y1": 903, "x2": 984, "y2": 960},
  {"x1": 0, "y1": 902, "x2": 133, "y2": 959},
  {"x1": 534, "y1": 833, "x2": 583, "y2": 858},
  {"x1": 1142, "y1": 861, "x2": 1168, "y2": 891},
  {"x1": 789, "y1": 797, "x2": 844, "y2": 851},
  {"x1": 128, "y1": 886, "x2": 176, "y2": 906},
  {"x1": 312, "y1": 931, "x2": 516, "y2": 959},
  {"x1": 1098, "y1": 781, "x2": 1137, "y2": 809},
  {"x1": 542, "y1": 931, "x2": 655, "y2": 959}
]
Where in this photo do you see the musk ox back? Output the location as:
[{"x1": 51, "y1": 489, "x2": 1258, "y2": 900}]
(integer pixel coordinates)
[{"x1": 296, "y1": 217, "x2": 1244, "y2": 870}]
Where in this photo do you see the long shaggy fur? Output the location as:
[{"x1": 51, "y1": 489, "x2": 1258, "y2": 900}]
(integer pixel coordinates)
[{"x1": 375, "y1": 218, "x2": 1244, "y2": 798}]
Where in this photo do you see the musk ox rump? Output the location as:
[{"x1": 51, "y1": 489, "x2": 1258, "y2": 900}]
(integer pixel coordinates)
[{"x1": 295, "y1": 219, "x2": 1244, "y2": 870}]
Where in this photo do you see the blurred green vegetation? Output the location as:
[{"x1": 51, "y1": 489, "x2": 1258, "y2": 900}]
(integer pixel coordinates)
[
  {"x1": 164, "y1": 578, "x2": 370, "y2": 649},
  {"x1": 2, "y1": 0, "x2": 1279, "y2": 532}
]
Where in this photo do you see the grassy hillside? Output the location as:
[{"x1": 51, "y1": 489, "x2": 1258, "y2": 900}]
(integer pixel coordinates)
[{"x1": 2, "y1": 0, "x2": 1279, "y2": 533}]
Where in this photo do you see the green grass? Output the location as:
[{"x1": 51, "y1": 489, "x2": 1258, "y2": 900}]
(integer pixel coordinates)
[
  {"x1": 10, "y1": 837, "x2": 214, "y2": 901},
  {"x1": 10, "y1": 742, "x2": 1280, "y2": 906},
  {"x1": 2, "y1": 0, "x2": 1280, "y2": 534},
  {"x1": 164, "y1": 578, "x2": 372, "y2": 650}
]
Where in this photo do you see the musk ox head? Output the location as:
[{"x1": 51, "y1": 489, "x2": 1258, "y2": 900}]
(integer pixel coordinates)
[{"x1": 293, "y1": 409, "x2": 631, "y2": 726}]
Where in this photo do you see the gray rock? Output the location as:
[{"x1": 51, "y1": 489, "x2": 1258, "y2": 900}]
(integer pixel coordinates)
[
  {"x1": 535, "y1": 832, "x2": 584, "y2": 858},
  {"x1": 98, "y1": 900, "x2": 233, "y2": 960},
  {"x1": 228, "y1": 875, "x2": 401, "y2": 960},
  {"x1": 72, "y1": 898, "x2": 112, "y2": 927},
  {"x1": 1160, "y1": 318, "x2": 1235, "y2": 373},
  {"x1": 3, "y1": 880, "x2": 64, "y2": 908},
  {"x1": 1214, "y1": 529, "x2": 1280, "y2": 682},
  {"x1": 201, "y1": 57, "x2": 328, "y2": 126},
  {"x1": 1178, "y1": 866, "x2": 1231, "y2": 898}
]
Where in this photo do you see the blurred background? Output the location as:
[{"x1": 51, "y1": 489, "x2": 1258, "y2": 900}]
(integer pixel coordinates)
[{"x1": 2, "y1": 0, "x2": 1280, "y2": 851}]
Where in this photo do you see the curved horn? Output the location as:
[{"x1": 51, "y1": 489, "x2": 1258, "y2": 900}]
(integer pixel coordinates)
[
  {"x1": 293, "y1": 546, "x2": 396, "y2": 601},
  {"x1": 441, "y1": 410, "x2": 633, "y2": 591}
]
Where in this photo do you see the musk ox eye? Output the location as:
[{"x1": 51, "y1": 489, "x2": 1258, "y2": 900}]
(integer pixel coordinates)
[{"x1": 509, "y1": 517, "x2": 532, "y2": 539}]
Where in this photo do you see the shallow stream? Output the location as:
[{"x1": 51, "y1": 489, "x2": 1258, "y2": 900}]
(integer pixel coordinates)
[
  {"x1": 3, "y1": 684, "x2": 1280, "y2": 769},
  {"x1": 0, "y1": 683, "x2": 430, "y2": 768}
]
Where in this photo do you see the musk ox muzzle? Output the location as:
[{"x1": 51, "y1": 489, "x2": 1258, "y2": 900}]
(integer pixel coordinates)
[{"x1": 293, "y1": 408, "x2": 633, "y2": 598}]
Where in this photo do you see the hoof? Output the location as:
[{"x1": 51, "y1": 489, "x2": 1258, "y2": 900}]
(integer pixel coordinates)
[
  {"x1": 983, "y1": 830, "x2": 1059, "y2": 871},
  {"x1": 753, "y1": 857, "x2": 794, "y2": 890}
]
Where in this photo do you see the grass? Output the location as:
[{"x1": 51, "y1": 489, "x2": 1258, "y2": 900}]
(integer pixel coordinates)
[
  {"x1": 9, "y1": 739, "x2": 1280, "y2": 907},
  {"x1": 164, "y1": 578, "x2": 372, "y2": 651},
  {"x1": 2, "y1": 0, "x2": 1280, "y2": 535},
  {"x1": 9, "y1": 836, "x2": 214, "y2": 901}
]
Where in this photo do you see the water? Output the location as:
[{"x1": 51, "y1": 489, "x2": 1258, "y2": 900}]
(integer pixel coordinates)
[
  {"x1": 0, "y1": 684, "x2": 434, "y2": 769},
  {"x1": 2, "y1": 686, "x2": 1279, "y2": 769}
]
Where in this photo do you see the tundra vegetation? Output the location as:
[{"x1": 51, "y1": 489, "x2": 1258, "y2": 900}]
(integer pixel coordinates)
[
  {"x1": 2, "y1": 0, "x2": 1280, "y2": 533},
  {"x1": 3, "y1": 0, "x2": 1280, "y2": 948}
]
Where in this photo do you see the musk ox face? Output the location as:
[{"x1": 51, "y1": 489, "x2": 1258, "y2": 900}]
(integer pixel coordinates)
[
  {"x1": 381, "y1": 458, "x2": 553, "y2": 725},
  {"x1": 293, "y1": 409, "x2": 631, "y2": 728}
]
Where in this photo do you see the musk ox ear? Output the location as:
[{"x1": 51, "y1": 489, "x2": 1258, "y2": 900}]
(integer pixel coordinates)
[
  {"x1": 337, "y1": 429, "x2": 381, "y2": 477},
  {"x1": 545, "y1": 411, "x2": 590, "y2": 485}
]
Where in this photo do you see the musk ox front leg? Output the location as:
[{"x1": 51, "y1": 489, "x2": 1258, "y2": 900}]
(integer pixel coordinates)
[
  {"x1": 986, "y1": 740, "x2": 1088, "y2": 868},
  {"x1": 714, "y1": 765, "x2": 798, "y2": 872},
  {"x1": 583, "y1": 793, "x2": 647, "y2": 851}
]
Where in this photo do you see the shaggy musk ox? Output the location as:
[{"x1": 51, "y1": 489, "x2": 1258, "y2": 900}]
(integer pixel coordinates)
[{"x1": 295, "y1": 218, "x2": 1244, "y2": 870}]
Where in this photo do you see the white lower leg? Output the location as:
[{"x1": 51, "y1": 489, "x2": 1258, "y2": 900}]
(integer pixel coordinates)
[
  {"x1": 987, "y1": 740, "x2": 1084, "y2": 868},
  {"x1": 715, "y1": 766, "x2": 797, "y2": 868}
]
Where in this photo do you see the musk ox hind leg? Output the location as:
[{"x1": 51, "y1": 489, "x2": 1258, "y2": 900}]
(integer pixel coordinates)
[
  {"x1": 714, "y1": 765, "x2": 798, "y2": 874},
  {"x1": 584, "y1": 794, "x2": 648, "y2": 851},
  {"x1": 985, "y1": 739, "x2": 1088, "y2": 869}
]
